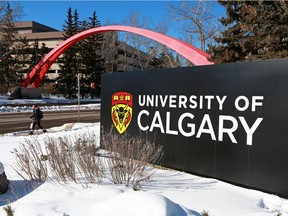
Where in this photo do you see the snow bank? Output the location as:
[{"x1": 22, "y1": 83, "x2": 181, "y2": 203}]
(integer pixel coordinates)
[
  {"x1": 259, "y1": 194, "x2": 288, "y2": 214},
  {"x1": 0, "y1": 104, "x2": 100, "y2": 113},
  {"x1": 88, "y1": 190, "x2": 194, "y2": 216},
  {"x1": 0, "y1": 95, "x2": 100, "y2": 113}
]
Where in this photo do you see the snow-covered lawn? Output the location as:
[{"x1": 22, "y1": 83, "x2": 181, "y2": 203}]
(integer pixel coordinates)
[{"x1": 0, "y1": 96, "x2": 288, "y2": 216}]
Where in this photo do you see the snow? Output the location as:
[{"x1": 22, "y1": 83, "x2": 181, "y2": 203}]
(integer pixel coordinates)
[
  {"x1": 0, "y1": 95, "x2": 100, "y2": 113},
  {"x1": 0, "y1": 96, "x2": 288, "y2": 216}
]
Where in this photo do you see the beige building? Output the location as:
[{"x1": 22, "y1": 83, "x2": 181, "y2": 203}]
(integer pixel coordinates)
[{"x1": 14, "y1": 21, "x2": 64, "y2": 80}]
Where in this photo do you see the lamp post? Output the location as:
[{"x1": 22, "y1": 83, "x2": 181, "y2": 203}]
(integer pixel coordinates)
[
  {"x1": 75, "y1": 54, "x2": 81, "y2": 123},
  {"x1": 77, "y1": 73, "x2": 80, "y2": 122}
]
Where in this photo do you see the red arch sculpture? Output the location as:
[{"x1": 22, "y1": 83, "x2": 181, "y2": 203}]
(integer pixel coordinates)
[{"x1": 21, "y1": 25, "x2": 213, "y2": 88}]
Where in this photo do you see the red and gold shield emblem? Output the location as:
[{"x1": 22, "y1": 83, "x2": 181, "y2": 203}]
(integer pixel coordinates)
[{"x1": 111, "y1": 92, "x2": 133, "y2": 134}]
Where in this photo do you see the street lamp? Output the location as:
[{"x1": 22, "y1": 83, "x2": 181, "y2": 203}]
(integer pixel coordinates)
[{"x1": 77, "y1": 73, "x2": 80, "y2": 122}]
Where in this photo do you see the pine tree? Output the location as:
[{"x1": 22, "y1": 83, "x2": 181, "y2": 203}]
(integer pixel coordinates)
[
  {"x1": 13, "y1": 36, "x2": 30, "y2": 83},
  {"x1": 209, "y1": 1, "x2": 288, "y2": 64},
  {"x1": 29, "y1": 39, "x2": 41, "y2": 70},
  {"x1": 0, "y1": 3, "x2": 17, "y2": 93},
  {"x1": 39, "y1": 42, "x2": 49, "y2": 58},
  {"x1": 253, "y1": 1, "x2": 288, "y2": 60},
  {"x1": 28, "y1": 39, "x2": 50, "y2": 84},
  {"x1": 78, "y1": 11, "x2": 105, "y2": 98},
  {"x1": 56, "y1": 8, "x2": 79, "y2": 99}
]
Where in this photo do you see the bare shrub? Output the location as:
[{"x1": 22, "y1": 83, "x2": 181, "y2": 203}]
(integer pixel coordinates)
[
  {"x1": 45, "y1": 136, "x2": 76, "y2": 183},
  {"x1": 73, "y1": 132, "x2": 102, "y2": 183},
  {"x1": 101, "y1": 131, "x2": 163, "y2": 187},
  {"x1": 12, "y1": 138, "x2": 47, "y2": 181},
  {"x1": 13, "y1": 130, "x2": 162, "y2": 189},
  {"x1": 44, "y1": 132, "x2": 101, "y2": 184},
  {"x1": 12, "y1": 132, "x2": 102, "y2": 185}
]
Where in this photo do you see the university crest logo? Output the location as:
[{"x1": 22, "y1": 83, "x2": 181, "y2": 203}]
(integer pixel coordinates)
[{"x1": 111, "y1": 92, "x2": 133, "y2": 134}]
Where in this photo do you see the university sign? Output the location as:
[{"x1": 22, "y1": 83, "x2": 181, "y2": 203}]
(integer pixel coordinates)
[
  {"x1": 136, "y1": 94, "x2": 263, "y2": 145},
  {"x1": 112, "y1": 93, "x2": 264, "y2": 145},
  {"x1": 101, "y1": 59, "x2": 288, "y2": 197}
]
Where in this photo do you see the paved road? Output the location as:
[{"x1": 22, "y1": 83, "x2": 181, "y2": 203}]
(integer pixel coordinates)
[{"x1": 0, "y1": 110, "x2": 101, "y2": 134}]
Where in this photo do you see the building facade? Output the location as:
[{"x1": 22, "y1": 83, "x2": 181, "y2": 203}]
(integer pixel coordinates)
[{"x1": 14, "y1": 21, "x2": 63, "y2": 80}]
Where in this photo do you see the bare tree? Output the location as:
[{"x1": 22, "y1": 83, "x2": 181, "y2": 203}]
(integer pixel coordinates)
[
  {"x1": 168, "y1": 0, "x2": 221, "y2": 51},
  {"x1": 102, "y1": 11, "x2": 182, "y2": 71},
  {"x1": 100, "y1": 31, "x2": 118, "y2": 73},
  {"x1": 119, "y1": 11, "x2": 180, "y2": 71},
  {"x1": 0, "y1": 1, "x2": 23, "y2": 25},
  {"x1": 120, "y1": 11, "x2": 159, "y2": 71}
]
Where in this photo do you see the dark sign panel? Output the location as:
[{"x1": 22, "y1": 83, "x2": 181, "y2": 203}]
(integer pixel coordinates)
[{"x1": 101, "y1": 59, "x2": 288, "y2": 197}]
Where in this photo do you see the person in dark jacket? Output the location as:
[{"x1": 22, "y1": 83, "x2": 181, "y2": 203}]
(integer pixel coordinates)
[{"x1": 29, "y1": 104, "x2": 46, "y2": 135}]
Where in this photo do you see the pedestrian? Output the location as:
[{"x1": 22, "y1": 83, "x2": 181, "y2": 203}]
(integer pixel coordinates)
[{"x1": 29, "y1": 104, "x2": 47, "y2": 135}]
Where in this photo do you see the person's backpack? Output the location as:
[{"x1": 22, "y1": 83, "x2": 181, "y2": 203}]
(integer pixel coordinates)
[{"x1": 38, "y1": 109, "x2": 43, "y2": 119}]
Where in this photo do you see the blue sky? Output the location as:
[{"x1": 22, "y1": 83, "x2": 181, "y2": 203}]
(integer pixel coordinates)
[
  {"x1": 13, "y1": 1, "x2": 178, "y2": 36},
  {"x1": 11, "y1": 1, "x2": 226, "y2": 43}
]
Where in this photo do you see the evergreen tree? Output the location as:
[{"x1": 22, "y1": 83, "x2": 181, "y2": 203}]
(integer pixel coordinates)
[
  {"x1": 209, "y1": 1, "x2": 288, "y2": 64},
  {"x1": 39, "y1": 42, "x2": 49, "y2": 58},
  {"x1": 28, "y1": 39, "x2": 49, "y2": 83},
  {"x1": 78, "y1": 11, "x2": 105, "y2": 98},
  {"x1": 73, "y1": 9, "x2": 80, "y2": 34},
  {"x1": 13, "y1": 36, "x2": 30, "y2": 83},
  {"x1": 56, "y1": 8, "x2": 105, "y2": 98},
  {"x1": 56, "y1": 8, "x2": 79, "y2": 99},
  {"x1": 0, "y1": 3, "x2": 16, "y2": 93},
  {"x1": 29, "y1": 39, "x2": 41, "y2": 70}
]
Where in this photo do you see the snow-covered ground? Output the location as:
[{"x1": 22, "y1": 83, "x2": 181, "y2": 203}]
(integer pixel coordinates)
[
  {"x1": 0, "y1": 95, "x2": 100, "y2": 113},
  {"x1": 0, "y1": 96, "x2": 288, "y2": 216}
]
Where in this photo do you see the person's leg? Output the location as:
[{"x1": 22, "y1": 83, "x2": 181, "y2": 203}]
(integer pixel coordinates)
[
  {"x1": 37, "y1": 120, "x2": 46, "y2": 132},
  {"x1": 30, "y1": 122, "x2": 35, "y2": 130},
  {"x1": 29, "y1": 122, "x2": 36, "y2": 135},
  {"x1": 36, "y1": 120, "x2": 43, "y2": 129}
]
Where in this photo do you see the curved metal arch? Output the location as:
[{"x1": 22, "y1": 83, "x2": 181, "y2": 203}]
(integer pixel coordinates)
[{"x1": 21, "y1": 25, "x2": 213, "y2": 88}]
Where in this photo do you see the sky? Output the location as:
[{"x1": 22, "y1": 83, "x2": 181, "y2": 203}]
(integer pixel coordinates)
[
  {"x1": 10, "y1": 1, "x2": 226, "y2": 41},
  {"x1": 13, "y1": 1, "x2": 180, "y2": 37}
]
